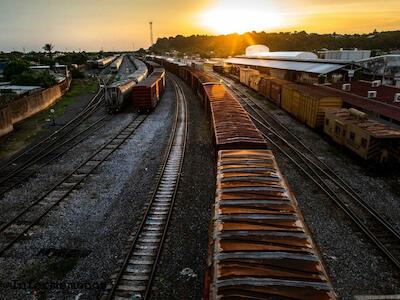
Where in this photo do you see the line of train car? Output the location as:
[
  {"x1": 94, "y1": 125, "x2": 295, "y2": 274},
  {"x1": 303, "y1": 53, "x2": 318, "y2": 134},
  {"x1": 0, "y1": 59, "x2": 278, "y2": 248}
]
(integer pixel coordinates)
[
  {"x1": 152, "y1": 57, "x2": 336, "y2": 299},
  {"x1": 105, "y1": 56, "x2": 148, "y2": 113},
  {"x1": 110, "y1": 55, "x2": 124, "y2": 73},
  {"x1": 131, "y1": 61, "x2": 166, "y2": 112},
  {"x1": 96, "y1": 55, "x2": 118, "y2": 69},
  {"x1": 216, "y1": 66, "x2": 400, "y2": 162}
]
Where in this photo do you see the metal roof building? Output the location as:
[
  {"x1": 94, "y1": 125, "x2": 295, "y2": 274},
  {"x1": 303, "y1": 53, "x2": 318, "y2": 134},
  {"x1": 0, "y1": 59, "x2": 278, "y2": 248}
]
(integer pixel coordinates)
[
  {"x1": 224, "y1": 56, "x2": 352, "y2": 84},
  {"x1": 225, "y1": 57, "x2": 347, "y2": 75},
  {"x1": 244, "y1": 51, "x2": 318, "y2": 60}
]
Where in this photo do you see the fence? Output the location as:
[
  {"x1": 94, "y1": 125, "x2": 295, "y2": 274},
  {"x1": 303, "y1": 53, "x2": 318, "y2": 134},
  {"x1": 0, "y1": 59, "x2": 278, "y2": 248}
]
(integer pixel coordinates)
[{"x1": 0, "y1": 78, "x2": 71, "y2": 138}]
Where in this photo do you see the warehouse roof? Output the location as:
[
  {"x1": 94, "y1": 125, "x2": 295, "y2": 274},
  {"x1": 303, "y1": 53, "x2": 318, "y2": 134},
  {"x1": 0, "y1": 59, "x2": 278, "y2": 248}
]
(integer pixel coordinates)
[
  {"x1": 246, "y1": 51, "x2": 318, "y2": 60},
  {"x1": 225, "y1": 57, "x2": 347, "y2": 74}
]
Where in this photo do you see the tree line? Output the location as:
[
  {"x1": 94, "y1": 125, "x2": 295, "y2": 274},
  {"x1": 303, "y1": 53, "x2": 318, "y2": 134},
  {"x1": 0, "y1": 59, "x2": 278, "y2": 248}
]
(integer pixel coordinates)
[{"x1": 149, "y1": 30, "x2": 400, "y2": 58}]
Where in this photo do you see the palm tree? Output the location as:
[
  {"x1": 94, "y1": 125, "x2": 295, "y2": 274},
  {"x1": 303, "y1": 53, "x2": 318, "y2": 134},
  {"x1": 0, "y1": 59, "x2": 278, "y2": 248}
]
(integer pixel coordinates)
[{"x1": 43, "y1": 43, "x2": 54, "y2": 60}]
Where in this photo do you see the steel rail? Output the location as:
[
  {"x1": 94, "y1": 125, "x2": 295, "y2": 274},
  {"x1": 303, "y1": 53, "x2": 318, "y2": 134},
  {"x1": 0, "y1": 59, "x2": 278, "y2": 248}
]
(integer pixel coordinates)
[
  {"x1": 105, "y1": 75, "x2": 187, "y2": 300},
  {"x1": 0, "y1": 113, "x2": 148, "y2": 256},
  {"x1": 0, "y1": 66, "x2": 118, "y2": 195},
  {"x1": 0, "y1": 113, "x2": 108, "y2": 196}
]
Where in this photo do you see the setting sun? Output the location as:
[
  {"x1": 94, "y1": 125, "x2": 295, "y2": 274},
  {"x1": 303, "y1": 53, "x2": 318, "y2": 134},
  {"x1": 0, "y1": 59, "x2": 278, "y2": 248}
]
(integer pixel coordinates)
[{"x1": 199, "y1": 0, "x2": 285, "y2": 34}]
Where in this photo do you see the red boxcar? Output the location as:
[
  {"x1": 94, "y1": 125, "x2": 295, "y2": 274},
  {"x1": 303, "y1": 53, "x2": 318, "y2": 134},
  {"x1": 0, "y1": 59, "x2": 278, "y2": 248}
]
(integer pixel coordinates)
[{"x1": 132, "y1": 68, "x2": 166, "y2": 112}]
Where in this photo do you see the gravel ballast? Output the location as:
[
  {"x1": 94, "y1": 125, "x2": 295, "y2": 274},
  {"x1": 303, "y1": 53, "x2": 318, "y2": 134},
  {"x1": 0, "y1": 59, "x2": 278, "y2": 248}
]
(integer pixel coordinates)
[
  {"x1": 150, "y1": 74, "x2": 215, "y2": 300},
  {"x1": 240, "y1": 84, "x2": 400, "y2": 300},
  {"x1": 0, "y1": 78, "x2": 175, "y2": 299}
]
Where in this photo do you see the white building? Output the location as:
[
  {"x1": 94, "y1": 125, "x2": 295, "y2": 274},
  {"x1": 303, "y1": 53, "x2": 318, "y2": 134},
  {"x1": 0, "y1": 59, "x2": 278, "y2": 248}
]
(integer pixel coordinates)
[
  {"x1": 320, "y1": 49, "x2": 371, "y2": 61},
  {"x1": 244, "y1": 45, "x2": 318, "y2": 60}
]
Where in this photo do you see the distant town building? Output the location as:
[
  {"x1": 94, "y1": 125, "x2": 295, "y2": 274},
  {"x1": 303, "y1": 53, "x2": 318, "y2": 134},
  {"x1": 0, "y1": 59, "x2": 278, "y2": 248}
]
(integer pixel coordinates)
[
  {"x1": 357, "y1": 55, "x2": 400, "y2": 87},
  {"x1": 319, "y1": 49, "x2": 371, "y2": 61},
  {"x1": 29, "y1": 64, "x2": 69, "y2": 82},
  {"x1": 0, "y1": 84, "x2": 42, "y2": 95}
]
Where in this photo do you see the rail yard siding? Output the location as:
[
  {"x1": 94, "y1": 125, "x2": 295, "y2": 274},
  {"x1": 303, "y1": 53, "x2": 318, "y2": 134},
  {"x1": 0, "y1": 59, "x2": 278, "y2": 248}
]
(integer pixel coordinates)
[
  {"x1": 206, "y1": 149, "x2": 336, "y2": 300},
  {"x1": 0, "y1": 78, "x2": 71, "y2": 137}
]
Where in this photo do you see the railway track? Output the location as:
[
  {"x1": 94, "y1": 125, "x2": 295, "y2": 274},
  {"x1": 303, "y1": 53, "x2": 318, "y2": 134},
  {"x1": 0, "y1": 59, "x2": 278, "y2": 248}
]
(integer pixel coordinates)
[
  {"x1": 0, "y1": 70, "x2": 115, "y2": 197},
  {"x1": 0, "y1": 113, "x2": 148, "y2": 256},
  {"x1": 104, "y1": 77, "x2": 187, "y2": 300},
  {"x1": 213, "y1": 72, "x2": 400, "y2": 270}
]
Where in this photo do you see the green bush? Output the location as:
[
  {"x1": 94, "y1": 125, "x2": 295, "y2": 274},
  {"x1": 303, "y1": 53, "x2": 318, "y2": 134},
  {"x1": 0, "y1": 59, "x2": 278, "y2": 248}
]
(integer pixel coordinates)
[
  {"x1": 3, "y1": 59, "x2": 29, "y2": 81},
  {"x1": 11, "y1": 71, "x2": 57, "y2": 88},
  {"x1": 56, "y1": 52, "x2": 88, "y2": 66}
]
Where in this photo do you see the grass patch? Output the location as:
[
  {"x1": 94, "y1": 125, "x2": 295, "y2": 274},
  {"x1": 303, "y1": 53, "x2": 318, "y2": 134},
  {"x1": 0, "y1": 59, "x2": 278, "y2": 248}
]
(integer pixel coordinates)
[
  {"x1": 52, "y1": 79, "x2": 97, "y2": 117},
  {"x1": 0, "y1": 79, "x2": 98, "y2": 160}
]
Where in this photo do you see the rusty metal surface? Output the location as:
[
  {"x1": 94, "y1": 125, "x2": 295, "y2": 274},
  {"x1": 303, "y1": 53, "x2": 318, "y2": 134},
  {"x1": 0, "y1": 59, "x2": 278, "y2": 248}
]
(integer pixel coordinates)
[
  {"x1": 326, "y1": 108, "x2": 400, "y2": 139},
  {"x1": 132, "y1": 68, "x2": 166, "y2": 110},
  {"x1": 204, "y1": 84, "x2": 267, "y2": 150},
  {"x1": 206, "y1": 150, "x2": 336, "y2": 300}
]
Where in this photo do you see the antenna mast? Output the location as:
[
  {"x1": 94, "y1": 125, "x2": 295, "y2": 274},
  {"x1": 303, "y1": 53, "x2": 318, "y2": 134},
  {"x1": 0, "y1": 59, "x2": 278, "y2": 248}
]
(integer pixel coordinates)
[{"x1": 149, "y1": 21, "x2": 154, "y2": 46}]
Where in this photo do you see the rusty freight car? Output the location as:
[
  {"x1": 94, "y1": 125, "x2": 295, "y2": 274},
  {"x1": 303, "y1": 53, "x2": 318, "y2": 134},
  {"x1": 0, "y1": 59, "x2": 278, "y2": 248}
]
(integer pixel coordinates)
[
  {"x1": 132, "y1": 68, "x2": 165, "y2": 112},
  {"x1": 205, "y1": 150, "x2": 336, "y2": 300},
  {"x1": 239, "y1": 68, "x2": 260, "y2": 87},
  {"x1": 324, "y1": 108, "x2": 400, "y2": 161},
  {"x1": 204, "y1": 83, "x2": 267, "y2": 150},
  {"x1": 269, "y1": 78, "x2": 292, "y2": 106}
]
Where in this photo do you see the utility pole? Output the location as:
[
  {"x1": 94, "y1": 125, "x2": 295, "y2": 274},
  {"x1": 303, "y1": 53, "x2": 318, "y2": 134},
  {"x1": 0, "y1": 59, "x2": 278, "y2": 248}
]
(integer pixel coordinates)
[{"x1": 149, "y1": 21, "x2": 154, "y2": 47}]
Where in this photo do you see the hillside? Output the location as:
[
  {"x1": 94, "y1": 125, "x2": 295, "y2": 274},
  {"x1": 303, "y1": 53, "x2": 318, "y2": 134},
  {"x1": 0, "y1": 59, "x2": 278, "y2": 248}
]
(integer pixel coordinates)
[{"x1": 150, "y1": 30, "x2": 400, "y2": 58}]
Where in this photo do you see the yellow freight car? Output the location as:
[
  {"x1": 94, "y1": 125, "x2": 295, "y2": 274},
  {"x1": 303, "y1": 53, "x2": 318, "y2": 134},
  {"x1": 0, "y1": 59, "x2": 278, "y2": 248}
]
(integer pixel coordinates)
[
  {"x1": 324, "y1": 108, "x2": 400, "y2": 161},
  {"x1": 239, "y1": 68, "x2": 260, "y2": 87},
  {"x1": 281, "y1": 84, "x2": 343, "y2": 129},
  {"x1": 249, "y1": 74, "x2": 261, "y2": 92},
  {"x1": 268, "y1": 78, "x2": 292, "y2": 106},
  {"x1": 258, "y1": 74, "x2": 272, "y2": 98}
]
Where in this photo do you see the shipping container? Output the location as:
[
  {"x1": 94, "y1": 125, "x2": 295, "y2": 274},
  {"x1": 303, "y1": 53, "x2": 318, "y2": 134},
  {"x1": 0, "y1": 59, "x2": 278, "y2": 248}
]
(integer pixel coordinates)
[
  {"x1": 205, "y1": 149, "x2": 336, "y2": 300},
  {"x1": 281, "y1": 84, "x2": 343, "y2": 129}
]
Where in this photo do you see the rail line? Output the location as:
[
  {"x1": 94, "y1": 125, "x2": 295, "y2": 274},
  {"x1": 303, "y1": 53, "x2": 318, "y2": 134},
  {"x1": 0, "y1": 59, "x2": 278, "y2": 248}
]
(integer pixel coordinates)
[
  {"x1": 213, "y1": 72, "x2": 400, "y2": 270},
  {"x1": 0, "y1": 113, "x2": 148, "y2": 256},
  {"x1": 104, "y1": 76, "x2": 187, "y2": 300},
  {"x1": 0, "y1": 67, "x2": 116, "y2": 197}
]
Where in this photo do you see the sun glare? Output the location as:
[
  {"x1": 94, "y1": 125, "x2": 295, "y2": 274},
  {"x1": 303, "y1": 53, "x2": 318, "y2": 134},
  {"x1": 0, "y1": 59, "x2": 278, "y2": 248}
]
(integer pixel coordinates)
[{"x1": 199, "y1": 1, "x2": 284, "y2": 34}]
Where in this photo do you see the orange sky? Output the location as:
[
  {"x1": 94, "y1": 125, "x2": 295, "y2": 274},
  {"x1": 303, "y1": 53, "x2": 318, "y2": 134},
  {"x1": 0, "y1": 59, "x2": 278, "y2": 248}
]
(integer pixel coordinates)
[{"x1": 1, "y1": 0, "x2": 399, "y2": 52}]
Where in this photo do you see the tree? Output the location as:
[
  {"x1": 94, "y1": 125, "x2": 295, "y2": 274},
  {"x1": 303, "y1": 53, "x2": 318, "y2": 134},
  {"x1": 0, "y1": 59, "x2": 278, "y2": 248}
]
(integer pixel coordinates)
[
  {"x1": 43, "y1": 43, "x2": 55, "y2": 60},
  {"x1": 11, "y1": 71, "x2": 56, "y2": 88},
  {"x1": 3, "y1": 59, "x2": 29, "y2": 81}
]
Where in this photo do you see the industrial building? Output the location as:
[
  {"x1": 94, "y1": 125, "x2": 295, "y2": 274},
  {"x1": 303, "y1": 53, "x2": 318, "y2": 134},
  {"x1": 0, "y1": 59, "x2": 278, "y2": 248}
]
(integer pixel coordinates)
[
  {"x1": 357, "y1": 55, "x2": 400, "y2": 87},
  {"x1": 224, "y1": 46, "x2": 356, "y2": 85},
  {"x1": 319, "y1": 48, "x2": 371, "y2": 61}
]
